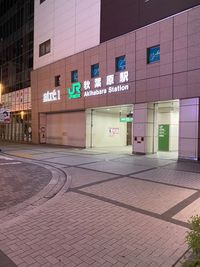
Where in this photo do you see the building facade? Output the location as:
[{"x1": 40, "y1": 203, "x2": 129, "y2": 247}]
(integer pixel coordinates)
[
  {"x1": 32, "y1": 0, "x2": 200, "y2": 160},
  {"x1": 0, "y1": 0, "x2": 33, "y2": 142}
]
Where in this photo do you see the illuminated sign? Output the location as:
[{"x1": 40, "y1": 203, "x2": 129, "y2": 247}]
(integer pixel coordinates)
[
  {"x1": 68, "y1": 82, "x2": 81, "y2": 99},
  {"x1": 43, "y1": 89, "x2": 61, "y2": 102},
  {"x1": 120, "y1": 117, "x2": 133, "y2": 122},
  {"x1": 147, "y1": 45, "x2": 160, "y2": 64},
  {"x1": 0, "y1": 108, "x2": 11, "y2": 123},
  {"x1": 67, "y1": 71, "x2": 129, "y2": 100},
  {"x1": 116, "y1": 56, "x2": 126, "y2": 71},
  {"x1": 83, "y1": 71, "x2": 129, "y2": 98}
]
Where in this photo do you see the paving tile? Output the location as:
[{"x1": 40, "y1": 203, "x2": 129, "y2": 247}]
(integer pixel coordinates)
[
  {"x1": 164, "y1": 161, "x2": 200, "y2": 173},
  {"x1": 146, "y1": 151, "x2": 178, "y2": 160},
  {"x1": 131, "y1": 168, "x2": 200, "y2": 190},
  {"x1": 80, "y1": 161, "x2": 152, "y2": 175},
  {"x1": 0, "y1": 192, "x2": 188, "y2": 267},
  {"x1": 44, "y1": 155, "x2": 102, "y2": 166},
  {"x1": 173, "y1": 198, "x2": 200, "y2": 222},
  {"x1": 113, "y1": 156, "x2": 174, "y2": 167},
  {"x1": 0, "y1": 143, "x2": 198, "y2": 267},
  {"x1": 82, "y1": 177, "x2": 196, "y2": 214},
  {"x1": 66, "y1": 167, "x2": 118, "y2": 188}
]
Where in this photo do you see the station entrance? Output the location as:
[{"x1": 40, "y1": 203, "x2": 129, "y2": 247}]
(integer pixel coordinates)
[
  {"x1": 154, "y1": 100, "x2": 179, "y2": 153},
  {"x1": 86, "y1": 105, "x2": 133, "y2": 149}
]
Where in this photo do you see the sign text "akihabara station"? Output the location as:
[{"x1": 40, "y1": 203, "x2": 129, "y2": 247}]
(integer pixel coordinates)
[{"x1": 68, "y1": 70, "x2": 129, "y2": 99}]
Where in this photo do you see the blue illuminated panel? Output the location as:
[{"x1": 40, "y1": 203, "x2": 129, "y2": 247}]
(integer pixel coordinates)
[
  {"x1": 91, "y1": 63, "x2": 100, "y2": 78},
  {"x1": 71, "y1": 70, "x2": 78, "y2": 83},
  {"x1": 116, "y1": 55, "x2": 126, "y2": 71},
  {"x1": 147, "y1": 45, "x2": 160, "y2": 64}
]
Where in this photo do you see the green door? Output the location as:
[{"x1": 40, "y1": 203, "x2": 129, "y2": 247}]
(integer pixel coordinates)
[{"x1": 158, "y1": 124, "x2": 170, "y2": 151}]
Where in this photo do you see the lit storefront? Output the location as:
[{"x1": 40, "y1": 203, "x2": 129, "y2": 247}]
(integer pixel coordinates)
[{"x1": 0, "y1": 87, "x2": 32, "y2": 142}]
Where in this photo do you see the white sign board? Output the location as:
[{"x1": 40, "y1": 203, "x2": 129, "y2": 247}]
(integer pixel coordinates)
[{"x1": 0, "y1": 108, "x2": 11, "y2": 123}]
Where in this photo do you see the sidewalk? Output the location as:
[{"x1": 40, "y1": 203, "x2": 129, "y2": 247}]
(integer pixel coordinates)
[{"x1": 0, "y1": 143, "x2": 200, "y2": 266}]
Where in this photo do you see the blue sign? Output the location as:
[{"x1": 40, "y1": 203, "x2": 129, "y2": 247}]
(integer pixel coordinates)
[
  {"x1": 116, "y1": 55, "x2": 126, "y2": 71},
  {"x1": 71, "y1": 70, "x2": 78, "y2": 83},
  {"x1": 148, "y1": 46, "x2": 160, "y2": 63},
  {"x1": 91, "y1": 63, "x2": 99, "y2": 78}
]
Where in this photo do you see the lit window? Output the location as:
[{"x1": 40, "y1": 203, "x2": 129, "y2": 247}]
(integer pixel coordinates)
[
  {"x1": 147, "y1": 45, "x2": 160, "y2": 64},
  {"x1": 71, "y1": 70, "x2": 78, "y2": 83},
  {"x1": 91, "y1": 63, "x2": 99, "y2": 78},
  {"x1": 55, "y1": 75, "x2": 61, "y2": 87},
  {"x1": 39, "y1": 39, "x2": 51, "y2": 57},
  {"x1": 116, "y1": 55, "x2": 126, "y2": 72}
]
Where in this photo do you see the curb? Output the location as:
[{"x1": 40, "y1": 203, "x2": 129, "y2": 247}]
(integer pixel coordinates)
[{"x1": 0, "y1": 155, "x2": 68, "y2": 225}]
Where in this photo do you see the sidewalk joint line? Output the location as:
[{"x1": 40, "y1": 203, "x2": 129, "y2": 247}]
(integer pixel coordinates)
[
  {"x1": 125, "y1": 167, "x2": 157, "y2": 176},
  {"x1": 70, "y1": 188, "x2": 190, "y2": 229},
  {"x1": 73, "y1": 166, "x2": 123, "y2": 176},
  {"x1": 70, "y1": 175, "x2": 124, "y2": 190},
  {"x1": 162, "y1": 191, "x2": 200, "y2": 218},
  {"x1": 128, "y1": 176, "x2": 200, "y2": 191}
]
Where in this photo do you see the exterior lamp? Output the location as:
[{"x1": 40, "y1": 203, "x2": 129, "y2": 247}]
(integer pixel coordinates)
[{"x1": 20, "y1": 111, "x2": 24, "y2": 120}]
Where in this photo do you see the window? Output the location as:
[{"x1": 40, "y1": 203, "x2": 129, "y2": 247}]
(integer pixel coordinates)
[
  {"x1": 55, "y1": 75, "x2": 61, "y2": 87},
  {"x1": 71, "y1": 70, "x2": 78, "y2": 83},
  {"x1": 39, "y1": 39, "x2": 51, "y2": 57},
  {"x1": 116, "y1": 55, "x2": 126, "y2": 71},
  {"x1": 147, "y1": 45, "x2": 160, "y2": 64},
  {"x1": 40, "y1": 0, "x2": 46, "y2": 4},
  {"x1": 91, "y1": 63, "x2": 99, "y2": 78}
]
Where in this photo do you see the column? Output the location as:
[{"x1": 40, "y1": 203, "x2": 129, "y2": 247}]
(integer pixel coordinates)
[
  {"x1": 179, "y1": 98, "x2": 200, "y2": 160},
  {"x1": 133, "y1": 103, "x2": 154, "y2": 154}
]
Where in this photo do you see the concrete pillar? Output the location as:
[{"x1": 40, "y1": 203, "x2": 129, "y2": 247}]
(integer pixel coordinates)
[
  {"x1": 179, "y1": 98, "x2": 200, "y2": 160},
  {"x1": 133, "y1": 103, "x2": 154, "y2": 154}
]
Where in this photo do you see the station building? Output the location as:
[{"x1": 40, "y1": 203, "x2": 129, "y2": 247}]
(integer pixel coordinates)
[{"x1": 32, "y1": 0, "x2": 200, "y2": 160}]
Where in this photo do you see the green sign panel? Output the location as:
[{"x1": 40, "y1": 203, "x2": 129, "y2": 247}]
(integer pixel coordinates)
[
  {"x1": 158, "y1": 124, "x2": 170, "y2": 151},
  {"x1": 68, "y1": 82, "x2": 81, "y2": 99},
  {"x1": 120, "y1": 117, "x2": 133, "y2": 123}
]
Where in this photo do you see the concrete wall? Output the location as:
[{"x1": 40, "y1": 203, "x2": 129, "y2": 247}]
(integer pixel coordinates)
[
  {"x1": 179, "y1": 98, "x2": 200, "y2": 160},
  {"x1": 133, "y1": 103, "x2": 154, "y2": 154},
  {"x1": 46, "y1": 112, "x2": 86, "y2": 147},
  {"x1": 32, "y1": 5, "x2": 200, "y2": 112},
  {"x1": 34, "y1": 0, "x2": 101, "y2": 69}
]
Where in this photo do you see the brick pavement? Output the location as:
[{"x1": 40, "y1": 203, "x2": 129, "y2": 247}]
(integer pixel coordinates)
[
  {"x1": 80, "y1": 177, "x2": 196, "y2": 214},
  {"x1": 0, "y1": 192, "x2": 188, "y2": 267},
  {"x1": 0, "y1": 144, "x2": 200, "y2": 266}
]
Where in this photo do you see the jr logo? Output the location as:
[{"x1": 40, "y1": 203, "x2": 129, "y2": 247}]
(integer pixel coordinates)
[{"x1": 68, "y1": 82, "x2": 81, "y2": 99}]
